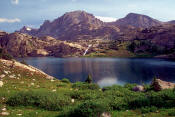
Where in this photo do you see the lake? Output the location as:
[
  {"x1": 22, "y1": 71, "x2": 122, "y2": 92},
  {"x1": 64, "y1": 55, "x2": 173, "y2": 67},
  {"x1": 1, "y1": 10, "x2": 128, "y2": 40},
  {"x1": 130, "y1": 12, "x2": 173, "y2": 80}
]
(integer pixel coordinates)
[{"x1": 17, "y1": 57, "x2": 175, "y2": 87}]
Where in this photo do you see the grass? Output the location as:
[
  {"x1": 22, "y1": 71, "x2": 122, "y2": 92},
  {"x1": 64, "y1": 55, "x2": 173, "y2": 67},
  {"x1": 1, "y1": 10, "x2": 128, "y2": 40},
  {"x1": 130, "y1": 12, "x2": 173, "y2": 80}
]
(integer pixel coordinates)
[{"x1": 1, "y1": 60, "x2": 175, "y2": 117}]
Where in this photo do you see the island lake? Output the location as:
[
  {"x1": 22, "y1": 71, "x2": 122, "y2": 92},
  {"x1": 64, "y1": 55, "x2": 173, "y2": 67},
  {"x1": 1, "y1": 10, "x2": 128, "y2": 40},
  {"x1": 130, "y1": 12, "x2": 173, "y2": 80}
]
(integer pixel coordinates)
[{"x1": 17, "y1": 57, "x2": 175, "y2": 87}]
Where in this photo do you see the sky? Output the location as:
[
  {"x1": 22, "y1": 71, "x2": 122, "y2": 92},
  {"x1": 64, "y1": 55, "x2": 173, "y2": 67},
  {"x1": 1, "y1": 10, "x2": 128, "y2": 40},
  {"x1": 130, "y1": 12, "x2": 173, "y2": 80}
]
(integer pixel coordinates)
[{"x1": 0, "y1": 0, "x2": 175, "y2": 32}]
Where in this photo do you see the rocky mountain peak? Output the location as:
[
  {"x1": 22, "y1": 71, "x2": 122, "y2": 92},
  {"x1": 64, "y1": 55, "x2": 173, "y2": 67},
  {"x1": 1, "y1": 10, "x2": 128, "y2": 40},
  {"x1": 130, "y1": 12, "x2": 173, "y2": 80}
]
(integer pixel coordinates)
[
  {"x1": 55, "y1": 10, "x2": 104, "y2": 26},
  {"x1": 115, "y1": 13, "x2": 162, "y2": 28}
]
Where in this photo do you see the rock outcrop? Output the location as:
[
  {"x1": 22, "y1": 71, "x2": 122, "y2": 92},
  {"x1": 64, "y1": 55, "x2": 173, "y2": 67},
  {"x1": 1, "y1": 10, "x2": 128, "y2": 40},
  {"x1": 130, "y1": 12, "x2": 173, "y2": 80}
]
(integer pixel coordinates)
[
  {"x1": 151, "y1": 79, "x2": 175, "y2": 91},
  {"x1": 0, "y1": 59, "x2": 54, "y2": 80}
]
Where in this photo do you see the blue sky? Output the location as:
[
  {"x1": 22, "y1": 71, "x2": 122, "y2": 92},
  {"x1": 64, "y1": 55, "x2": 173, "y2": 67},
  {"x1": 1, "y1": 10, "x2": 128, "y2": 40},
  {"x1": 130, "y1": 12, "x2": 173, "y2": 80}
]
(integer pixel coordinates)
[{"x1": 0, "y1": 0, "x2": 175, "y2": 32}]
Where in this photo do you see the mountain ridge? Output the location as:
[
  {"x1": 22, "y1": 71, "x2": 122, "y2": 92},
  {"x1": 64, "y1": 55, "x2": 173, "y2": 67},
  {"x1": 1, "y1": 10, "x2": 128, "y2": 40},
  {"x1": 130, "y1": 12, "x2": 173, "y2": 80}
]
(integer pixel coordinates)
[{"x1": 18, "y1": 11, "x2": 172, "y2": 41}]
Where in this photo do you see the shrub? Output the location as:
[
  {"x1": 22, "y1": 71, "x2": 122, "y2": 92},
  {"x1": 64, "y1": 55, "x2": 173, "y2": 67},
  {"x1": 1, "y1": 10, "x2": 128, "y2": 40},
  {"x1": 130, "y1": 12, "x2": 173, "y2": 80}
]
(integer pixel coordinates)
[
  {"x1": 72, "y1": 82, "x2": 100, "y2": 90},
  {"x1": 124, "y1": 83, "x2": 137, "y2": 90},
  {"x1": 168, "y1": 110, "x2": 175, "y2": 116},
  {"x1": 20, "y1": 60, "x2": 28, "y2": 65},
  {"x1": 141, "y1": 106, "x2": 157, "y2": 114},
  {"x1": 69, "y1": 100, "x2": 110, "y2": 117},
  {"x1": 70, "y1": 90, "x2": 103, "y2": 100},
  {"x1": 61, "y1": 78, "x2": 70, "y2": 83},
  {"x1": 7, "y1": 91, "x2": 71, "y2": 111},
  {"x1": 129, "y1": 95, "x2": 150, "y2": 109},
  {"x1": 108, "y1": 97, "x2": 128, "y2": 110},
  {"x1": 129, "y1": 89, "x2": 175, "y2": 109},
  {"x1": 0, "y1": 48, "x2": 13, "y2": 60}
]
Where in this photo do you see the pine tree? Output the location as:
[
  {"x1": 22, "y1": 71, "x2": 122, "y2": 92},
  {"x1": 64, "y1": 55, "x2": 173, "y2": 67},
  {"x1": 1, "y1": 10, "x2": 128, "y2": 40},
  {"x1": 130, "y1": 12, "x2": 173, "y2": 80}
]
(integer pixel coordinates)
[{"x1": 85, "y1": 74, "x2": 93, "y2": 83}]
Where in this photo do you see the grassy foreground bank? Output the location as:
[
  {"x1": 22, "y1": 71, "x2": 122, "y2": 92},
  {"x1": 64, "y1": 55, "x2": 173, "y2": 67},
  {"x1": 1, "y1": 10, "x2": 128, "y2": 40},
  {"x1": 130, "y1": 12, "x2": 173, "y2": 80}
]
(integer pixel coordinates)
[{"x1": 0, "y1": 59, "x2": 175, "y2": 117}]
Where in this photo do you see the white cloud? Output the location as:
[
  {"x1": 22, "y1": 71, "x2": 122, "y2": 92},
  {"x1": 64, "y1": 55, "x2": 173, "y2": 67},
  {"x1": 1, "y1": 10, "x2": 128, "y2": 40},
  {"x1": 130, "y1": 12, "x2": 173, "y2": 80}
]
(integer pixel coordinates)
[
  {"x1": 0, "y1": 18, "x2": 21, "y2": 23},
  {"x1": 11, "y1": 0, "x2": 19, "y2": 5},
  {"x1": 95, "y1": 16, "x2": 117, "y2": 22}
]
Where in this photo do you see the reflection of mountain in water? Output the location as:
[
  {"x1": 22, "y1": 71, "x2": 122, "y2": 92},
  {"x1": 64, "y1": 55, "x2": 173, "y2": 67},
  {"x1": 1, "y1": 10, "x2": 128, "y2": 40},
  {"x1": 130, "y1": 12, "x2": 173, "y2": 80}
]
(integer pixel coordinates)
[{"x1": 17, "y1": 57, "x2": 175, "y2": 86}]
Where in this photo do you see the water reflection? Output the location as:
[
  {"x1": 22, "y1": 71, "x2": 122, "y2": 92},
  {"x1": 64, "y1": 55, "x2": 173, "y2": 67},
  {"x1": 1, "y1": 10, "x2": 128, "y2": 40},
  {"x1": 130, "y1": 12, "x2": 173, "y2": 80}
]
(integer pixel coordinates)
[{"x1": 17, "y1": 57, "x2": 175, "y2": 87}]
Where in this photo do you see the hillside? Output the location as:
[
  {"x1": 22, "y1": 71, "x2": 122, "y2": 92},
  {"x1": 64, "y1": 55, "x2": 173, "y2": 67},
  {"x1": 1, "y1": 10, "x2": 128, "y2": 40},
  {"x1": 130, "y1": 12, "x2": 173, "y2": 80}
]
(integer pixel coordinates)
[{"x1": 0, "y1": 32, "x2": 84, "y2": 57}]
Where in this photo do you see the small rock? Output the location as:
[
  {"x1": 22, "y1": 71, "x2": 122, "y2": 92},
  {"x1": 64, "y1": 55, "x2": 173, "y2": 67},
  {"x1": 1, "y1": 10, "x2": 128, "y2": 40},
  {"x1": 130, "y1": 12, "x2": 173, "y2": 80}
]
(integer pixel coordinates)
[
  {"x1": 9, "y1": 75, "x2": 16, "y2": 79},
  {"x1": 1, "y1": 112, "x2": 10, "y2": 116},
  {"x1": 75, "y1": 89, "x2": 78, "y2": 91},
  {"x1": 51, "y1": 79, "x2": 55, "y2": 82},
  {"x1": 52, "y1": 89, "x2": 56, "y2": 92},
  {"x1": 32, "y1": 79, "x2": 36, "y2": 81},
  {"x1": 132, "y1": 85, "x2": 144, "y2": 92},
  {"x1": 71, "y1": 99, "x2": 75, "y2": 103},
  {"x1": 2, "y1": 97, "x2": 5, "y2": 100},
  {"x1": 3, "y1": 71, "x2": 8, "y2": 74},
  {"x1": 0, "y1": 74, "x2": 5, "y2": 78},
  {"x1": 0, "y1": 81, "x2": 4, "y2": 87},
  {"x1": 36, "y1": 85, "x2": 40, "y2": 88},
  {"x1": 1, "y1": 108, "x2": 7, "y2": 111},
  {"x1": 31, "y1": 83, "x2": 34, "y2": 86}
]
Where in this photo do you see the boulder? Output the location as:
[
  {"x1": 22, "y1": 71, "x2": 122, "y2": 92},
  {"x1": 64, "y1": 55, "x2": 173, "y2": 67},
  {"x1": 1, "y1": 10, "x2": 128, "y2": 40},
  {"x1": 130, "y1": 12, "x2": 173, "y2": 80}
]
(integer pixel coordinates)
[
  {"x1": 132, "y1": 85, "x2": 144, "y2": 92},
  {"x1": 100, "y1": 112, "x2": 111, "y2": 117},
  {"x1": 0, "y1": 81, "x2": 3, "y2": 87},
  {"x1": 151, "y1": 79, "x2": 175, "y2": 91}
]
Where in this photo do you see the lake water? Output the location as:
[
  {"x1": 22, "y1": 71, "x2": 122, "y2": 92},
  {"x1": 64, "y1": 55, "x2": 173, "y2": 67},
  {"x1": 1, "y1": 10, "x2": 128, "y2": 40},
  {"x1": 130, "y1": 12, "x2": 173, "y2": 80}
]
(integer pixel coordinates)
[{"x1": 17, "y1": 57, "x2": 175, "y2": 87}]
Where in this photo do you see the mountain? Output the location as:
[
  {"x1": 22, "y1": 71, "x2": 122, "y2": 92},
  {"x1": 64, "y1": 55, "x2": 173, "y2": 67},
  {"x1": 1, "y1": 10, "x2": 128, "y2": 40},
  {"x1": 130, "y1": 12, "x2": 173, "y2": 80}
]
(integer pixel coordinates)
[
  {"x1": 113, "y1": 13, "x2": 162, "y2": 28},
  {"x1": 18, "y1": 11, "x2": 123, "y2": 40},
  {"x1": 19, "y1": 10, "x2": 113, "y2": 40},
  {"x1": 18, "y1": 11, "x2": 169, "y2": 41}
]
